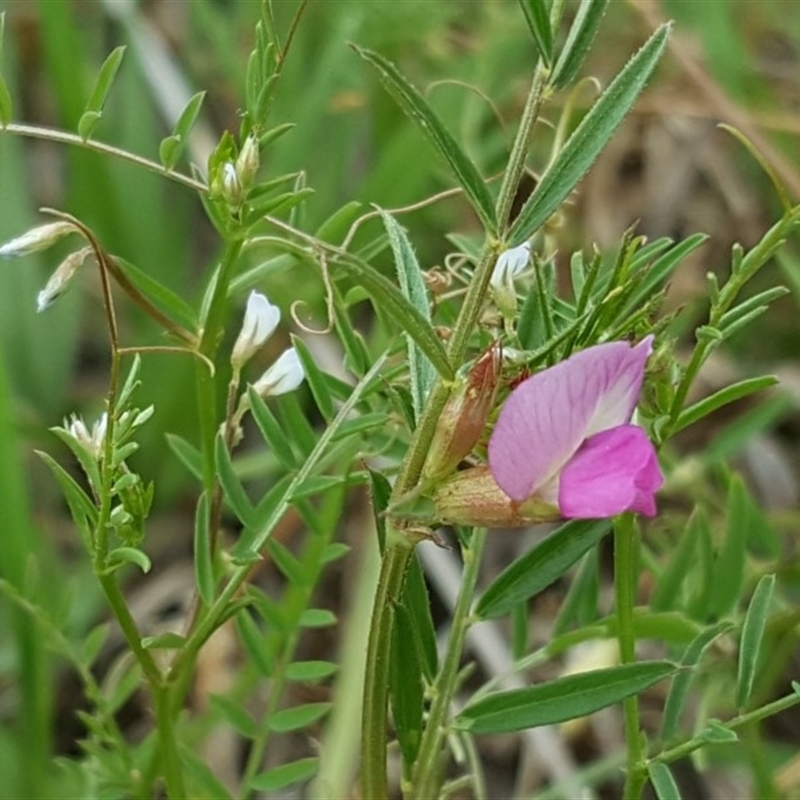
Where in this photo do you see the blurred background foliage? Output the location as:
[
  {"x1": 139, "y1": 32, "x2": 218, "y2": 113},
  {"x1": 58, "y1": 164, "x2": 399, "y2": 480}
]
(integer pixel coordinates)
[{"x1": 0, "y1": 1, "x2": 799, "y2": 797}]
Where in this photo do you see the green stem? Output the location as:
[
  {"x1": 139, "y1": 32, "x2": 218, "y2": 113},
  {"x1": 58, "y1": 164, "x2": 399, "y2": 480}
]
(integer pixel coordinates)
[
  {"x1": 361, "y1": 534, "x2": 416, "y2": 800},
  {"x1": 3, "y1": 122, "x2": 207, "y2": 193},
  {"x1": 614, "y1": 514, "x2": 646, "y2": 800},
  {"x1": 410, "y1": 530, "x2": 487, "y2": 800},
  {"x1": 360, "y1": 62, "x2": 549, "y2": 799},
  {"x1": 153, "y1": 685, "x2": 186, "y2": 800},
  {"x1": 651, "y1": 691, "x2": 800, "y2": 767}
]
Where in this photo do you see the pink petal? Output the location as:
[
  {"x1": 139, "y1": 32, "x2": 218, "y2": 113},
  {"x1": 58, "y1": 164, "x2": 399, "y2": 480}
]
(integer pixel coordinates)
[
  {"x1": 488, "y1": 337, "x2": 654, "y2": 501},
  {"x1": 558, "y1": 425, "x2": 663, "y2": 518}
]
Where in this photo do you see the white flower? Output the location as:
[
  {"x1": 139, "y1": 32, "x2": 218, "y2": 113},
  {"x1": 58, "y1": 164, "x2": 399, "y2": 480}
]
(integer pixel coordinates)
[
  {"x1": 221, "y1": 161, "x2": 243, "y2": 208},
  {"x1": 252, "y1": 347, "x2": 304, "y2": 397},
  {"x1": 66, "y1": 412, "x2": 108, "y2": 459},
  {"x1": 235, "y1": 135, "x2": 260, "y2": 188},
  {"x1": 0, "y1": 221, "x2": 76, "y2": 258},
  {"x1": 490, "y1": 242, "x2": 530, "y2": 320},
  {"x1": 37, "y1": 246, "x2": 92, "y2": 312},
  {"x1": 231, "y1": 291, "x2": 281, "y2": 368}
]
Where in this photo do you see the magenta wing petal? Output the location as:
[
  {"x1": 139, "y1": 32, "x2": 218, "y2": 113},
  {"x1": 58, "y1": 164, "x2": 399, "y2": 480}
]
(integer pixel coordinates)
[
  {"x1": 488, "y1": 337, "x2": 654, "y2": 502},
  {"x1": 557, "y1": 425, "x2": 663, "y2": 518}
]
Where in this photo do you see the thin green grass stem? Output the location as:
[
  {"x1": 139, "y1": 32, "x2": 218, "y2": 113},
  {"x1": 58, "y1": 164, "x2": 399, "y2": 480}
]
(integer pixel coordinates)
[{"x1": 614, "y1": 514, "x2": 647, "y2": 800}]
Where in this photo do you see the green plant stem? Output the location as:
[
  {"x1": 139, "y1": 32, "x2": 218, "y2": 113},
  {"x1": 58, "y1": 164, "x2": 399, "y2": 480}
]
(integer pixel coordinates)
[
  {"x1": 153, "y1": 685, "x2": 187, "y2": 800},
  {"x1": 360, "y1": 62, "x2": 549, "y2": 799},
  {"x1": 495, "y1": 64, "x2": 547, "y2": 235},
  {"x1": 361, "y1": 532, "x2": 416, "y2": 800},
  {"x1": 410, "y1": 529, "x2": 487, "y2": 799},
  {"x1": 614, "y1": 514, "x2": 646, "y2": 800},
  {"x1": 2, "y1": 122, "x2": 207, "y2": 192},
  {"x1": 651, "y1": 690, "x2": 800, "y2": 767}
]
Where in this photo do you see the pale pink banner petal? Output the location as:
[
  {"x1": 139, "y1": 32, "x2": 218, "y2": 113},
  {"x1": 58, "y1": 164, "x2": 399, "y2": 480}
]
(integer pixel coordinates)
[
  {"x1": 488, "y1": 337, "x2": 654, "y2": 502},
  {"x1": 558, "y1": 425, "x2": 663, "y2": 518}
]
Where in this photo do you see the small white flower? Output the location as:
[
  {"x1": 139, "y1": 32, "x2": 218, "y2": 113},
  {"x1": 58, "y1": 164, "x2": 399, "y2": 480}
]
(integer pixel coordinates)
[
  {"x1": 0, "y1": 221, "x2": 76, "y2": 259},
  {"x1": 252, "y1": 347, "x2": 304, "y2": 397},
  {"x1": 490, "y1": 241, "x2": 530, "y2": 319},
  {"x1": 37, "y1": 246, "x2": 92, "y2": 312},
  {"x1": 231, "y1": 291, "x2": 281, "y2": 369},
  {"x1": 490, "y1": 242, "x2": 530, "y2": 290},
  {"x1": 66, "y1": 412, "x2": 108, "y2": 459}
]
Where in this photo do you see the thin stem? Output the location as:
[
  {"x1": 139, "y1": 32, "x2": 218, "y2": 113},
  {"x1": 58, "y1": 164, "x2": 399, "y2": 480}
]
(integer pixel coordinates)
[
  {"x1": 495, "y1": 64, "x2": 548, "y2": 235},
  {"x1": 153, "y1": 685, "x2": 186, "y2": 800},
  {"x1": 410, "y1": 530, "x2": 487, "y2": 800},
  {"x1": 3, "y1": 123, "x2": 207, "y2": 192},
  {"x1": 651, "y1": 690, "x2": 800, "y2": 767},
  {"x1": 614, "y1": 514, "x2": 646, "y2": 800},
  {"x1": 360, "y1": 62, "x2": 550, "y2": 798}
]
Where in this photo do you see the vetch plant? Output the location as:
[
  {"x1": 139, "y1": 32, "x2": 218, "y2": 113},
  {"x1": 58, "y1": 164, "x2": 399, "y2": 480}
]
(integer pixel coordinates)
[{"x1": 0, "y1": 2, "x2": 799, "y2": 800}]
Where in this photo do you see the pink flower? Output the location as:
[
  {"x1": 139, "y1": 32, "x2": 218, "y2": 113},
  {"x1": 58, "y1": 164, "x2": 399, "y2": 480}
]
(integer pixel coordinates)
[{"x1": 488, "y1": 337, "x2": 663, "y2": 519}]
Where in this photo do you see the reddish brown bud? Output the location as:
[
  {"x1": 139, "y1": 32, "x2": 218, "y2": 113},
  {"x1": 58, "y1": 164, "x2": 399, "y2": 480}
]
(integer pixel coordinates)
[
  {"x1": 423, "y1": 344, "x2": 502, "y2": 482},
  {"x1": 432, "y1": 466, "x2": 559, "y2": 528}
]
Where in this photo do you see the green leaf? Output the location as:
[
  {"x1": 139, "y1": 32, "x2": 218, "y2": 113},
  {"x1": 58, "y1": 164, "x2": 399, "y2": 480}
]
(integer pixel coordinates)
[
  {"x1": 403, "y1": 553, "x2": 439, "y2": 681},
  {"x1": 285, "y1": 660, "x2": 338, "y2": 683},
  {"x1": 390, "y1": 603, "x2": 425, "y2": 768},
  {"x1": 209, "y1": 693, "x2": 259, "y2": 738},
  {"x1": 648, "y1": 761, "x2": 682, "y2": 800},
  {"x1": 266, "y1": 538, "x2": 304, "y2": 584},
  {"x1": 380, "y1": 210, "x2": 435, "y2": 421},
  {"x1": 476, "y1": 519, "x2": 610, "y2": 620},
  {"x1": 194, "y1": 492, "x2": 215, "y2": 605},
  {"x1": 736, "y1": 573, "x2": 775, "y2": 709},
  {"x1": 675, "y1": 376, "x2": 778, "y2": 433},
  {"x1": 552, "y1": 547, "x2": 600, "y2": 635},
  {"x1": 235, "y1": 610, "x2": 274, "y2": 676},
  {"x1": 367, "y1": 468, "x2": 392, "y2": 555},
  {"x1": 551, "y1": 0, "x2": 608, "y2": 89},
  {"x1": 289, "y1": 473, "x2": 366, "y2": 502},
  {"x1": 165, "y1": 433, "x2": 204, "y2": 483},
  {"x1": 651, "y1": 509, "x2": 709, "y2": 613},
  {"x1": 518, "y1": 0, "x2": 553, "y2": 64},
  {"x1": 247, "y1": 387, "x2": 298, "y2": 470},
  {"x1": 509, "y1": 23, "x2": 671, "y2": 244},
  {"x1": 456, "y1": 661, "x2": 675, "y2": 733},
  {"x1": 315, "y1": 200, "x2": 363, "y2": 243},
  {"x1": 107, "y1": 546, "x2": 151, "y2": 574},
  {"x1": 160, "y1": 90, "x2": 206, "y2": 170},
  {"x1": 267, "y1": 702, "x2": 331, "y2": 733},
  {"x1": 352, "y1": 44, "x2": 497, "y2": 233},
  {"x1": 35, "y1": 450, "x2": 97, "y2": 549},
  {"x1": 299, "y1": 608, "x2": 337, "y2": 628},
  {"x1": 708, "y1": 476, "x2": 748, "y2": 619},
  {"x1": 292, "y1": 335, "x2": 335, "y2": 422},
  {"x1": 141, "y1": 632, "x2": 187, "y2": 650},
  {"x1": 79, "y1": 45, "x2": 126, "y2": 139},
  {"x1": 661, "y1": 621, "x2": 734, "y2": 741},
  {"x1": 215, "y1": 434, "x2": 255, "y2": 527},
  {"x1": 181, "y1": 745, "x2": 234, "y2": 800},
  {"x1": 250, "y1": 758, "x2": 318, "y2": 792},
  {"x1": 112, "y1": 257, "x2": 198, "y2": 331},
  {"x1": 336, "y1": 254, "x2": 453, "y2": 382}
]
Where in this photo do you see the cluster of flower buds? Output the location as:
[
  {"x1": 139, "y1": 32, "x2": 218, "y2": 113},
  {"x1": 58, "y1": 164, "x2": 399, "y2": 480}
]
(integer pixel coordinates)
[
  {"x1": 0, "y1": 220, "x2": 89, "y2": 312},
  {"x1": 211, "y1": 135, "x2": 260, "y2": 211}
]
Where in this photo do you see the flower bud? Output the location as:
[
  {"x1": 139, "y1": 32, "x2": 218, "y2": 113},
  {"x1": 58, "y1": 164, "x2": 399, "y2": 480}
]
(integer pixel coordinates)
[
  {"x1": 235, "y1": 135, "x2": 260, "y2": 189},
  {"x1": 0, "y1": 221, "x2": 76, "y2": 259},
  {"x1": 490, "y1": 241, "x2": 530, "y2": 320},
  {"x1": 220, "y1": 162, "x2": 244, "y2": 209},
  {"x1": 231, "y1": 291, "x2": 280, "y2": 369},
  {"x1": 252, "y1": 347, "x2": 304, "y2": 397},
  {"x1": 65, "y1": 412, "x2": 108, "y2": 460},
  {"x1": 423, "y1": 343, "x2": 502, "y2": 482},
  {"x1": 37, "y1": 246, "x2": 92, "y2": 312},
  {"x1": 432, "y1": 466, "x2": 559, "y2": 528}
]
